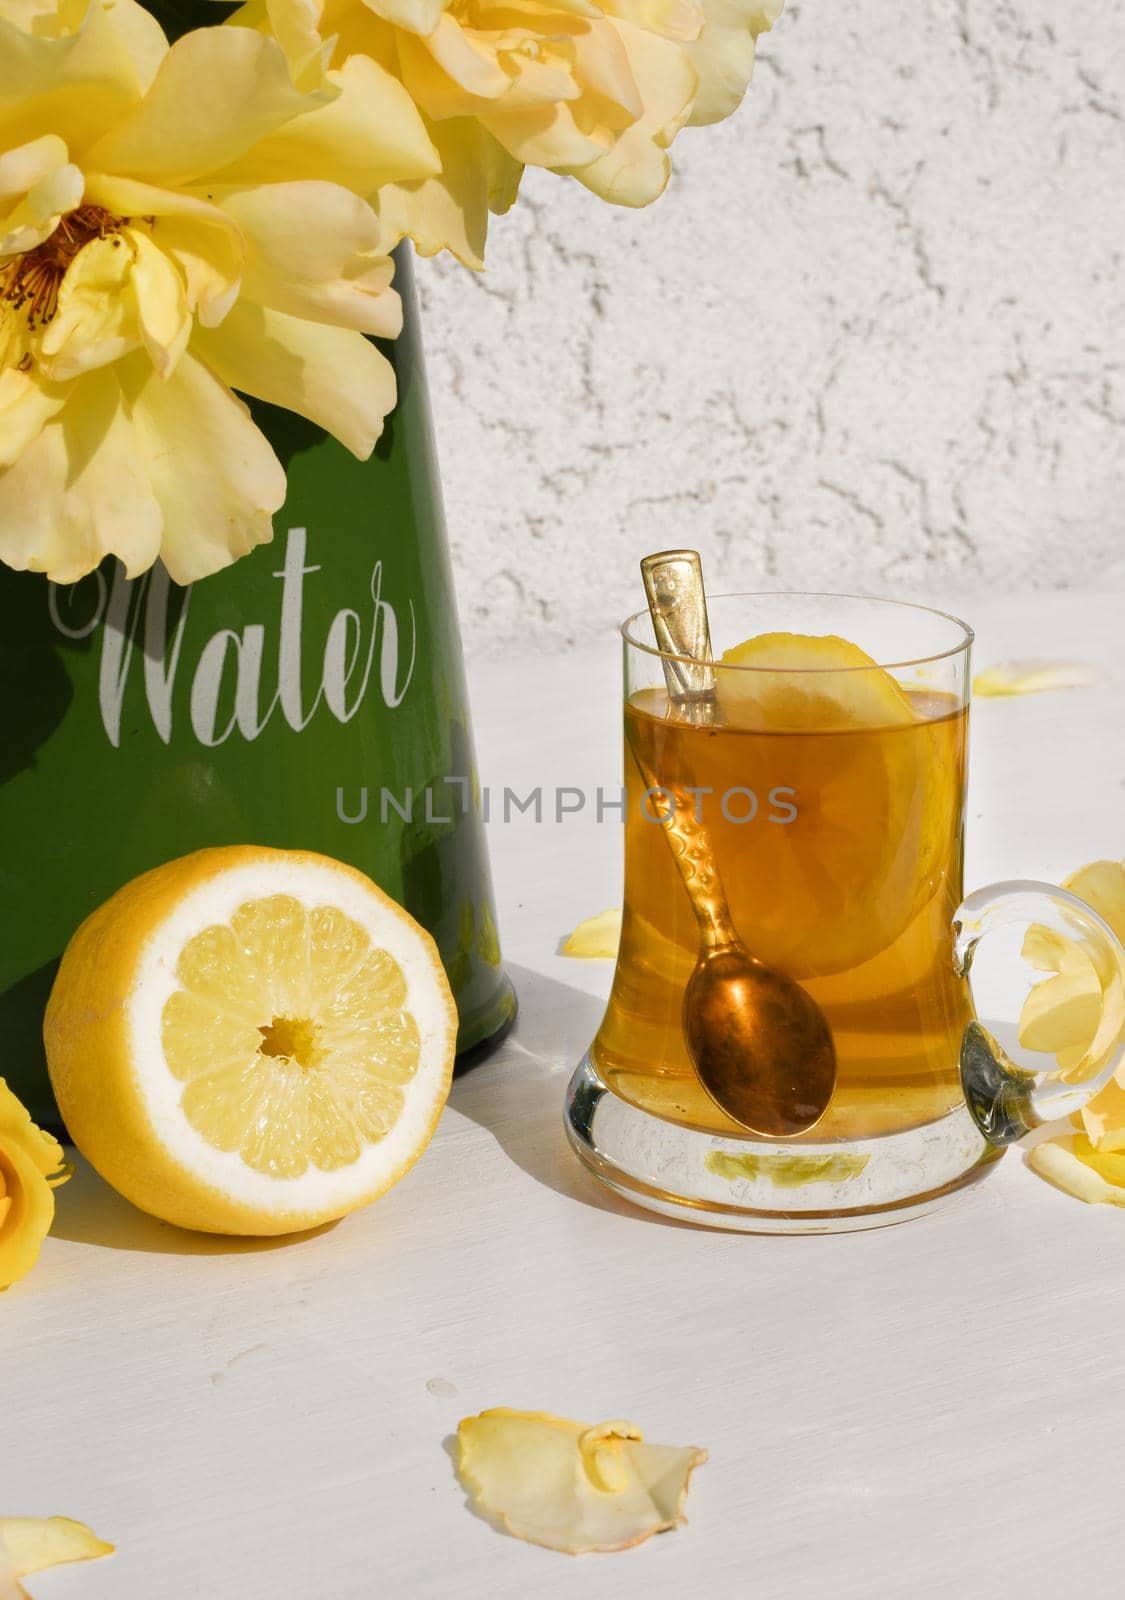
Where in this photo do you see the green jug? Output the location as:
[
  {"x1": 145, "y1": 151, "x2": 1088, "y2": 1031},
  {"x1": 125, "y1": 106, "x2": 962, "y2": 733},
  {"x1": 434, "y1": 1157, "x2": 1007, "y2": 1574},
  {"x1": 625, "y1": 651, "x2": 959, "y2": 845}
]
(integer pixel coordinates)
[{"x1": 0, "y1": 246, "x2": 515, "y2": 1129}]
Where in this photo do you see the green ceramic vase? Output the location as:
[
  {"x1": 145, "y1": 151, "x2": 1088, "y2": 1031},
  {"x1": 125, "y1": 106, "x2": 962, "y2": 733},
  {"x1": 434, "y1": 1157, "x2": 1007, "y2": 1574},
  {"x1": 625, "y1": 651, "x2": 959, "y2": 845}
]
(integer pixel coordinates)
[{"x1": 0, "y1": 246, "x2": 515, "y2": 1129}]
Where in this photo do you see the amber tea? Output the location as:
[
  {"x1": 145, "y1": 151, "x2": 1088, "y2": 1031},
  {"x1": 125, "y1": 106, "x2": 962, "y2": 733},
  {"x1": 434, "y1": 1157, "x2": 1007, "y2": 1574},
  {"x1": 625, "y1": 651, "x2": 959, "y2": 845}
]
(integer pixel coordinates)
[{"x1": 592, "y1": 657, "x2": 971, "y2": 1144}]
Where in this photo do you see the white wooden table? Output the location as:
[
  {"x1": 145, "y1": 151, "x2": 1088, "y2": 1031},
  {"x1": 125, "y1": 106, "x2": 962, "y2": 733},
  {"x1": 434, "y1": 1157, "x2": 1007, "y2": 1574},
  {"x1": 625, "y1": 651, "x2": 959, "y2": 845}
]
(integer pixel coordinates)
[{"x1": 5, "y1": 587, "x2": 1124, "y2": 1600}]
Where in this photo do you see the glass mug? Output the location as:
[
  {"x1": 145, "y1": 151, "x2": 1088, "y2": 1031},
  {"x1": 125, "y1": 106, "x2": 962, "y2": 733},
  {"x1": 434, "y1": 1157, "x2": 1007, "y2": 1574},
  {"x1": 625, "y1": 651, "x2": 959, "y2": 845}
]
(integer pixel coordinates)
[{"x1": 565, "y1": 594, "x2": 1125, "y2": 1232}]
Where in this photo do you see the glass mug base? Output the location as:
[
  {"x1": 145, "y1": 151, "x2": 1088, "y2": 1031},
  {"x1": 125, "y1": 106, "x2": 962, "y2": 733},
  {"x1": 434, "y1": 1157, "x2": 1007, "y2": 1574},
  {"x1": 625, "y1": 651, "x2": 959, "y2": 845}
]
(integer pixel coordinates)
[{"x1": 565, "y1": 1054, "x2": 1002, "y2": 1235}]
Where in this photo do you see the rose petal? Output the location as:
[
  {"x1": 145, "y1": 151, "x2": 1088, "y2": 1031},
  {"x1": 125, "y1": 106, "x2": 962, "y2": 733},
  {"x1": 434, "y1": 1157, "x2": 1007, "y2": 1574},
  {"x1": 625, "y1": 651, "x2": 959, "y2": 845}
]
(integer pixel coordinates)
[
  {"x1": 682, "y1": 0, "x2": 783, "y2": 126},
  {"x1": 973, "y1": 660, "x2": 1101, "y2": 698},
  {"x1": 1017, "y1": 926, "x2": 1102, "y2": 1055},
  {"x1": 1063, "y1": 860, "x2": 1125, "y2": 945},
  {"x1": 0, "y1": 1532, "x2": 22, "y2": 1600},
  {"x1": 457, "y1": 1408, "x2": 706, "y2": 1554},
  {"x1": 194, "y1": 301, "x2": 396, "y2": 461},
  {"x1": 87, "y1": 28, "x2": 331, "y2": 185},
  {"x1": 127, "y1": 349, "x2": 285, "y2": 584},
  {"x1": 562, "y1": 908, "x2": 622, "y2": 959},
  {"x1": 1081, "y1": 1076, "x2": 1125, "y2": 1153},
  {"x1": 0, "y1": 1518, "x2": 113, "y2": 1577},
  {"x1": 561, "y1": 20, "x2": 698, "y2": 205},
  {"x1": 0, "y1": 368, "x2": 67, "y2": 469},
  {"x1": 377, "y1": 118, "x2": 522, "y2": 270},
  {"x1": 1028, "y1": 1135, "x2": 1125, "y2": 1207},
  {"x1": 0, "y1": 364, "x2": 163, "y2": 582},
  {"x1": 85, "y1": 175, "x2": 245, "y2": 328},
  {"x1": 0, "y1": 1080, "x2": 69, "y2": 1290},
  {"x1": 217, "y1": 182, "x2": 400, "y2": 335},
  {"x1": 223, "y1": 53, "x2": 440, "y2": 193}
]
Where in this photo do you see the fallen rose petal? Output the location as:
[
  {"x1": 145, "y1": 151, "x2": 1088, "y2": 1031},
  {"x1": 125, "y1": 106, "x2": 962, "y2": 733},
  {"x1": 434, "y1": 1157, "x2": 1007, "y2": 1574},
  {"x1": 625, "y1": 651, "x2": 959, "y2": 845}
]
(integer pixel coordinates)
[
  {"x1": 973, "y1": 659, "x2": 1100, "y2": 698},
  {"x1": 1018, "y1": 925, "x2": 1103, "y2": 1055},
  {"x1": 0, "y1": 1533, "x2": 23, "y2": 1600},
  {"x1": 562, "y1": 908, "x2": 622, "y2": 959},
  {"x1": 0, "y1": 1518, "x2": 113, "y2": 1578},
  {"x1": 1028, "y1": 1135, "x2": 1125, "y2": 1207},
  {"x1": 1063, "y1": 860, "x2": 1125, "y2": 944},
  {"x1": 457, "y1": 1408, "x2": 706, "y2": 1554}
]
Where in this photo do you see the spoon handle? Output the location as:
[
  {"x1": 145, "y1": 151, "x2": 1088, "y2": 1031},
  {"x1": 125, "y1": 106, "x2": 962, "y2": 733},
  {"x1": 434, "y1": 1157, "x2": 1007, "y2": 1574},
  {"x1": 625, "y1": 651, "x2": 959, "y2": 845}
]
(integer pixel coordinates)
[
  {"x1": 640, "y1": 551, "x2": 717, "y2": 706},
  {"x1": 634, "y1": 550, "x2": 738, "y2": 950},
  {"x1": 626, "y1": 725, "x2": 739, "y2": 953}
]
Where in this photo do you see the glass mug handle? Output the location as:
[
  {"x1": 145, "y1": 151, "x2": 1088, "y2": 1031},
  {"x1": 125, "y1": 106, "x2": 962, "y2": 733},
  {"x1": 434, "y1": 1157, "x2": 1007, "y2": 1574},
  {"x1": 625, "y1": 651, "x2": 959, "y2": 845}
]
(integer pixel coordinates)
[{"x1": 954, "y1": 879, "x2": 1125, "y2": 1145}]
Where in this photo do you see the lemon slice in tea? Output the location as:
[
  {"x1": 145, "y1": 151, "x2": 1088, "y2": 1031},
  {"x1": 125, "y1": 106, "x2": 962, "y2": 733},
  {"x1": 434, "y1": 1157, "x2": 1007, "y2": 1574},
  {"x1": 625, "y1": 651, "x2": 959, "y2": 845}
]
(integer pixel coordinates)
[
  {"x1": 45, "y1": 847, "x2": 457, "y2": 1235},
  {"x1": 713, "y1": 632, "x2": 957, "y2": 976}
]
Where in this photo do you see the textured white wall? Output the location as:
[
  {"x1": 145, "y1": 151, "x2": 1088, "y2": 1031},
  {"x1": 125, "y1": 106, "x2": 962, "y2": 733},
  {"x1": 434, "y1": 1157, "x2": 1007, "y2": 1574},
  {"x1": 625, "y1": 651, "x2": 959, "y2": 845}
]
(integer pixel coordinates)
[{"x1": 415, "y1": 0, "x2": 1125, "y2": 658}]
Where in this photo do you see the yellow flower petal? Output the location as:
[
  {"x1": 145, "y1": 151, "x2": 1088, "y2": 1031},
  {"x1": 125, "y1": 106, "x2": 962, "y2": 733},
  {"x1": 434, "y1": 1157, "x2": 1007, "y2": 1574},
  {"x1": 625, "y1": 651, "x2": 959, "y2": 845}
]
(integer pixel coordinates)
[
  {"x1": 37, "y1": 230, "x2": 142, "y2": 381},
  {"x1": 261, "y1": 0, "x2": 332, "y2": 91},
  {"x1": 1028, "y1": 1134, "x2": 1125, "y2": 1207},
  {"x1": 0, "y1": 1079, "x2": 69, "y2": 1290},
  {"x1": 218, "y1": 182, "x2": 400, "y2": 335},
  {"x1": 1081, "y1": 1075, "x2": 1125, "y2": 1153},
  {"x1": 683, "y1": 0, "x2": 781, "y2": 126},
  {"x1": 562, "y1": 907, "x2": 622, "y2": 958},
  {"x1": 562, "y1": 20, "x2": 695, "y2": 204},
  {"x1": 364, "y1": 0, "x2": 445, "y2": 35},
  {"x1": 0, "y1": 7, "x2": 151, "y2": 155},
  {"x1": 377, "y1": 118, "x2": 522, "y2": 269},
  {"x1": 1017, "y1": 926, "x2": 1103, "y2": 1055},
  {"x1": 1063, "y1": 860, "x2": 1125, "y2": 945},
  {"x1": 483, "y1": 101, "x2": 608, "y2": 172},
  {"x1": 129, "y1": 227, "x2": 192, "y2": 375},
  {"x1": 973, "y1": 659, "x2": 1101, "y2": 698},
  {"x1": 195, "y1": 301, "x2": 396, "y2": 460},
  {"x1": 0, "y1": 363, "x2": 162, "y2": 580},
  {"x1": 0, "y1": 367, "x2": 66, "y2": 468},
  {"x1": 457, "y1": 1408, "x2": 707, "y2": 1554},
  {"x1": 223, "y1": 53, "x2": 440, "y2": 193},
  {"x1": 128, "y1": 349, "x2": 285, "y2": 583},
  {"x1": 86, "y1": 27, "x2": 333, "y2": 186},
  {"x1": 98, "y1": 0, "x2": 168, "y2": 92},
  {"x1": 406, "y1": 15, "x2": 513, "y2": 108},
  {"x1": 0, "y1": 160, "x2": 84, "y2": 258},
  {"x1": 0, "y1": 1518, "x2": 113, "y2": 1578},
  {"x1": 0, "y1": 134, "x2": 70, "y2": 208},
  {"x1": 85, "y1": 173, "x2": 245, "y2": 327}
]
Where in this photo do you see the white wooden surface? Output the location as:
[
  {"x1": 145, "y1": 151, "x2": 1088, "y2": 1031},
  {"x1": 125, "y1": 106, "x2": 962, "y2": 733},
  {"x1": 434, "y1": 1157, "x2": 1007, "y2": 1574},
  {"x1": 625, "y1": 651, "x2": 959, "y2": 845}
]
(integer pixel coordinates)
[{"x1": 4, "y1": 587, "x2": 1124, "y2": 1600}]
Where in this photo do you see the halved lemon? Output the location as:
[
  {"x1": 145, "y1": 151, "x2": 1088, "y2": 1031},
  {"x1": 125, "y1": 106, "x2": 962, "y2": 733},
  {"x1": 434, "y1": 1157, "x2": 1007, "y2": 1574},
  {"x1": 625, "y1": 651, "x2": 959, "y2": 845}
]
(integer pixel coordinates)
[{"x1": 45, "y1": 847, "x2": 457, "y2": 1235}]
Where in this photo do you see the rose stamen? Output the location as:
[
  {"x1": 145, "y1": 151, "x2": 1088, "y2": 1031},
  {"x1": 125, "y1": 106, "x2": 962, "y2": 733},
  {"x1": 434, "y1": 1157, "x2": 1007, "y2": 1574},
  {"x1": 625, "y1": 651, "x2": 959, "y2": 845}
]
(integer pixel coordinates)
[{"x1": 0, "y1": 204, "x2": 127, "y2": 330}]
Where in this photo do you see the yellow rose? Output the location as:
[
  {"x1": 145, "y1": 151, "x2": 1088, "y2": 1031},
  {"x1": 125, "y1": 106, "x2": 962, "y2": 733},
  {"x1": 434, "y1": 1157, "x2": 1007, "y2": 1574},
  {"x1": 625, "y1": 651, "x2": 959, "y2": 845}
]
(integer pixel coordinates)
[
  {"x1": 0, "y1": 1080, "x2": 69, "y2": 1290},
  {"x1": 1018, "y1": 860, "x2": 1125, "y2": 1205},
  {"x1": 239, "y1": 0, "x2": 783, "y2": 267},
  {"x1": 0, "y1": 1, "x2": 440, "y2": 584}
]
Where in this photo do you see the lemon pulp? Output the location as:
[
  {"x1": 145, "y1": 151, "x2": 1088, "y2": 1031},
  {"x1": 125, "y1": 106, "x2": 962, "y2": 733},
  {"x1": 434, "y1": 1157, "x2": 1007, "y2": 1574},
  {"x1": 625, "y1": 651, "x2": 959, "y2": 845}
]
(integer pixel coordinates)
[{"x1": 162, "y1": 895, "x2": 421, "y2": 1179}]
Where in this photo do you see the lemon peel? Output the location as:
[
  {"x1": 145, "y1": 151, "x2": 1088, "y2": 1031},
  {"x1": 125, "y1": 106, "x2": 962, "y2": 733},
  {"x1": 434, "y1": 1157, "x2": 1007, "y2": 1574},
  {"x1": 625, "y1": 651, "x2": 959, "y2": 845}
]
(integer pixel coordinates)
[
  {"x1": 456, "y1": 1408, "x2": 707, "y2": 1554},
  {"x1": 562, "y1": 908, "x2": 622, "y2": 959},
  {"x1": 973, "y1": 660, "x2": 1100, "y2": 698},
  {"x1": 0, "y1": 1518, "x2": 113, "y2": 1592}
]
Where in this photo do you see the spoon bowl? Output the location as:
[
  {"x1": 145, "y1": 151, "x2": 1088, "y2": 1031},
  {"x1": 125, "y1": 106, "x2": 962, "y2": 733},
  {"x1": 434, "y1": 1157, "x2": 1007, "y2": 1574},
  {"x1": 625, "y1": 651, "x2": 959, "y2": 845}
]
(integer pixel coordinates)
[{"x1": 684, "y1": 946, "x2": 838, "y2": 1138}]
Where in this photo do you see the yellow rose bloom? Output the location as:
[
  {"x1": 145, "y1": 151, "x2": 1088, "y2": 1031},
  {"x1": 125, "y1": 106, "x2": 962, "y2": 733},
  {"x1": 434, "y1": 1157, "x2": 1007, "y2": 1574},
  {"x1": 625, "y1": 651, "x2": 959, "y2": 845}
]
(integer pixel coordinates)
[
  {"x1": 238, "y1": 0, "x2": 783, "y2": 267},
  {"x1": 0, "y1": 0, "x2": 440, "y2": 584},
  {"x1": 0, "y1": 1079, "x2": 69, "y2": 1290},
  {"x1": 1018, "y1": 860, "x2": 1125, "y2": 1206}
]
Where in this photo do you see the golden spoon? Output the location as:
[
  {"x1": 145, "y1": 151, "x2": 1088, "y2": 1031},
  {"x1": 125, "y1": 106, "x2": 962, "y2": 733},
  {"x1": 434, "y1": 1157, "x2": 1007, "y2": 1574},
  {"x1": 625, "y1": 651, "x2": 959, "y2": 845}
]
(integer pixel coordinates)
[{"x1": 634, "y1": 550, "x2": 837, "y2": 1138}]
